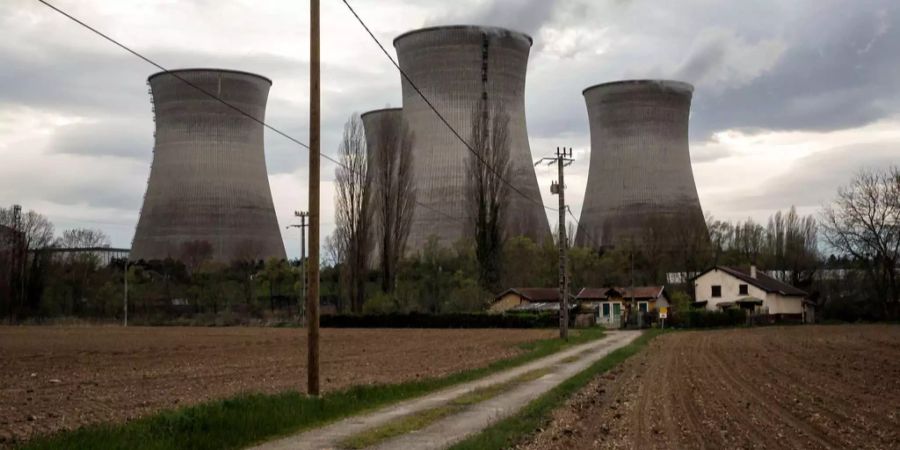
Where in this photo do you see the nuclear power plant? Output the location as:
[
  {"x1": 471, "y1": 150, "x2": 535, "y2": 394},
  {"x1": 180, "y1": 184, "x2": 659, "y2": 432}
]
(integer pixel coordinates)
[
  {"x1": 394, "y1": 26, "x2": 551, "y2": 252},
  {"x1": 131, "y1": 69, "x2": 286, "y2": 262},
  {"x1": 575, "y1": 80, "x2": 706, "y2": 251}
]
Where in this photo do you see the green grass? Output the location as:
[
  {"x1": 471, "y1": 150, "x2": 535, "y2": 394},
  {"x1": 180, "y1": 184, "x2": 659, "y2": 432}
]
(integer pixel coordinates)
[
  {"x1": 339, "y1": 367, "x2": 554, "y2": 449},
  {"x1": 449, "y1": 329, "x2": 665, "y2": 450},
  {"x1": 19, "y1": 328, "x2": 605, "y2": 450}
]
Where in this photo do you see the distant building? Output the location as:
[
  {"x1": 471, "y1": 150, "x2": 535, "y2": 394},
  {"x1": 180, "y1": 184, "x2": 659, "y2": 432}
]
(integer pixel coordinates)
[
  {"x1": 490, "y1": 288, "x2": 576, "y2": 313},
  {"x1": 692, "y1": 266, "x2": 813, "y2": 322},
  {"x1": 576, "y1": 286, "x2": 668, "y2": 327}
]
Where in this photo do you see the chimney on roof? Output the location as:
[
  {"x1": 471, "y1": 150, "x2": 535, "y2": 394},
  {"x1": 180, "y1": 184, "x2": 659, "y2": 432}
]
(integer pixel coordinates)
[{"x1": 750, "y1": 265, "x2": 757, "y2": 279}]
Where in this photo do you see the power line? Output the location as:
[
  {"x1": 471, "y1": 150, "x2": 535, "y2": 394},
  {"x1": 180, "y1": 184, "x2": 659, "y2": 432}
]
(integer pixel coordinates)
[
  {"x1": 340, "y1": 0, "x2": 558, "y2": 214},
  {"x1": 33, "y1": 0, "x2": 463, "y2": 226}
]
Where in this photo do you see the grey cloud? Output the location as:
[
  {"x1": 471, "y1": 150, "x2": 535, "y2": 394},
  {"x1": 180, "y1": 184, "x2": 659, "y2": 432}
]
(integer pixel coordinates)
[
  {"x1": 688, "y1": 4, "x2": 900, "y2": 139},
  {"x1": 427, "y1": 0, "x2": 559, "y2": 37},
  {"x1": 725, "y1": 142, "x2": 900, "y2": 211},
  {"x1": 50, "y1": 119, "x2": 152, "y2": 160}
]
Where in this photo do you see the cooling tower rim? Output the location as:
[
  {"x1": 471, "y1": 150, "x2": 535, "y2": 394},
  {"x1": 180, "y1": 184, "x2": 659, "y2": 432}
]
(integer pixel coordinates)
[
  {"x1": 582, "y1": 79, "x2": 694, "y2": 96},
  {"x1": 360, "y1": 107, "x2": 403, "y2": 119},
  {"x1": 148, "y1": 68, "x2": 273, "y2": 86},
  {"x1": 393, "y1": 25, "x2": 533, "y2": 47}
]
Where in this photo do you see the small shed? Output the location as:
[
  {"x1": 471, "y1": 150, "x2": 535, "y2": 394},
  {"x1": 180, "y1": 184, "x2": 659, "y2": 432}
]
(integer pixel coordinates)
[{"x1": 489, "y1": 288, "x2": 574, "y2": 313}]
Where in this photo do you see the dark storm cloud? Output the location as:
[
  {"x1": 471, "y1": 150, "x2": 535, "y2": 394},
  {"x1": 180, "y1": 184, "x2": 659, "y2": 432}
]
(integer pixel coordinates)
[{"x1": 688, "y1": 4, "x2": 900, "y2": 139}]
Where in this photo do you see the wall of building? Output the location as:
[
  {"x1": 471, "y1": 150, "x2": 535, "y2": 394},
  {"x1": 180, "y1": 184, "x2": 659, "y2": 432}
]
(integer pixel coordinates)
[
  {"x1": 489, "y1": 292, "x2": 526, "y2": 313},
  {"x1": 694, "y1": 269, "x2": 804, "y2": 314},
  {"x1": 766, "y1": 293, "x2": 804, "y2": 314},
  {"x1": 576, "y1": 80, "x2": 706, "y2": 251},
  {"x1": 131, "y1": 69, "x2": 286, "y2": 262},
  {"x1": 394, "y1": 26, "x2": 551, "y2": 254},
  {"x1": 694, "y1": 269, "x2": 768, "y2": 309}
]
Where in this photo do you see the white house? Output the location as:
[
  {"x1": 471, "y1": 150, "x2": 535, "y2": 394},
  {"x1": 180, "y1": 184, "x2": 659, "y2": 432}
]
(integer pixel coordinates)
[{"x1": 693, "y1": 266, "x2": 813, "y2": 322}]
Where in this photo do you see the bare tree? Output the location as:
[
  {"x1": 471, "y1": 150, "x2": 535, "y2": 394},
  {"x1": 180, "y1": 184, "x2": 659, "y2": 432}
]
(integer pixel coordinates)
[
  {"x1": 467, "y1": 100, "x2": 511, "y2": 291},
  {"x1": 0, "y1": 206, "x2": 55, "y2": 317},
  {"x1": 822, "y1": 167, "x2": 900, "y2": 319},
  {"x1": 0, "y1": 206, "x2": 55, "y2": 250},
  {"x1": 334, "y1": 113, "x2": 373, "y2": 313},
  {"x1": 371, "y1": 112, "x2": 416, "y2": 293},
  {"x1": 45, "y1": 227, "x2": 110, "y2": 316}
]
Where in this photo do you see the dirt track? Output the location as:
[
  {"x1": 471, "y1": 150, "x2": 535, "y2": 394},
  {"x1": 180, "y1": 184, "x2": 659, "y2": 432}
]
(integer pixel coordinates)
[
  {"x1": 0, "y1": 326, "x2": 553, "y2": 445},
  {"x1": 522, "y1": 325, "x2": 900, "y2": 450}
]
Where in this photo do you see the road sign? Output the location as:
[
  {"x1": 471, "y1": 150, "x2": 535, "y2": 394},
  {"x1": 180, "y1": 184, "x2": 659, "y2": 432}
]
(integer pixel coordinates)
[{"x1": 659, "y1": 306, "x2": 668, "y2": 319}]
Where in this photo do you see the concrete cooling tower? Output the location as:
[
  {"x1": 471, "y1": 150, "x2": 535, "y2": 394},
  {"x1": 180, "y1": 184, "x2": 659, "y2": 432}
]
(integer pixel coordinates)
[
  {"x1": 361, "y1": 107, "x2": 404, "y2": 268},
  {"x1": 394, "y1": 26, "x2": 551, "y2": 253},
  {"x1": 575, "y1": 80, "x2": 706, "y2": 251},
  {"x1": 131, "y1": 69, "x2": 286, "y2": 262}
]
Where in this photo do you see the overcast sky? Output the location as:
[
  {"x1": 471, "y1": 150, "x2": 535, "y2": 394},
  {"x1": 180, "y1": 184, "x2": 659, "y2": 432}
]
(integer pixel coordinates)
[{"x1": 1, "y1": 0, "x2": 898, "y2": 257}]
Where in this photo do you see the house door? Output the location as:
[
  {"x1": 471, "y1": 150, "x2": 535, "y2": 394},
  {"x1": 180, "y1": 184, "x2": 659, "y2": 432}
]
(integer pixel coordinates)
[{"x1": 612, "y1": 303, "x2": 621, "y2": 319}]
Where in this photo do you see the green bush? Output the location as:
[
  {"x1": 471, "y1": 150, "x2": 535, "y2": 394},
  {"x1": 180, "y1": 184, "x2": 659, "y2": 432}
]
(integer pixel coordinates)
[
  {"x1": 320, "y1": 312, "x2": 558, "y2": 328},
  {"x1": 671, "y1": 308, "x2": 746, "y2": 328}
]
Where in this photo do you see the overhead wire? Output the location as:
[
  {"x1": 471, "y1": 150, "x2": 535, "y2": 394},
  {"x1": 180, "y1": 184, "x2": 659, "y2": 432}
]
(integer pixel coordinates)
[
  {"x1": 33, "y1": 0, "x2": 464, "y2": 226},
  {"x1": 339, "y1": 0, "x2": 559, "y2": 214}
]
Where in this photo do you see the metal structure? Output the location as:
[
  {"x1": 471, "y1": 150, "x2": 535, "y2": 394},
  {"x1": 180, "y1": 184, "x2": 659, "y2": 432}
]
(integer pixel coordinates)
[
  {"x1": 393, "y1": 26, "x2": 551, "y2": 253},
  {"x1": 131, "y1": 69, "x2": 286, "y2": 262},
  {"x1": 286, "y1": 210, "x2": 309, "y2": 317},
  {"x1": 576, "y1": 80, "x2": 706, "y2": 251}
]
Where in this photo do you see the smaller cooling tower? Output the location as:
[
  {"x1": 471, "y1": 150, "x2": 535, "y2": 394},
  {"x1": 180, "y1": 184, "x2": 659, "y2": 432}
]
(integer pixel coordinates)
[
  {"x1": 361, "y1": 107, "x2": 404, "y2": 268},
  {"x1": 576, "y1": 80, "x2": 706, "y2": 251},
  {"x1": 131, "y1": 68, "x2": 286, "y2": 262}
]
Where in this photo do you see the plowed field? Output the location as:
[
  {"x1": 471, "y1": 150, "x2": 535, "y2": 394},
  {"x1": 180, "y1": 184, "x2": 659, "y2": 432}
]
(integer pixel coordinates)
[
  {"x1": 0, "y1": 326, "x2": 553, "y2": 445},
  {"x1": 523, "y1": 325, "x2": 900, "y2": 450}
]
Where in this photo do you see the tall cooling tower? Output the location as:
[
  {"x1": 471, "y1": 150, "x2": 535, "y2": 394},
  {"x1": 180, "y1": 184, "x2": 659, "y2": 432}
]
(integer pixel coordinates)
[
  {"x1": 131, "y1": 69, "x2": 286, "y2": 262},
  {"x1": 394, "y1": 26, "x2": 550, "y2": 253},
  {"x1": 576, "y1": 80, "x2": 705, "y2": 250}
]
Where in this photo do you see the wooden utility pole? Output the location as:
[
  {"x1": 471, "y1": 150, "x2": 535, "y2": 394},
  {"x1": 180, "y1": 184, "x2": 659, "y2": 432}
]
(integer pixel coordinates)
[
  {"x1": 307, "y1": 0, "x2": 321, "y2": 396},
  {"x1": 287, "y1": 211, "x2": 309, "y2": 321},
  {"x1": 535, "y1": 148, "x2": 574, "y2": 340}
]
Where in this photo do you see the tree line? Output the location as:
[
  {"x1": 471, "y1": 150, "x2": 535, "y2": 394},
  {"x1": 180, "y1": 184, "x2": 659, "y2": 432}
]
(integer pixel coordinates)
[{"x1": 2, "y1": 145, "x2": 896, "y2": 322}]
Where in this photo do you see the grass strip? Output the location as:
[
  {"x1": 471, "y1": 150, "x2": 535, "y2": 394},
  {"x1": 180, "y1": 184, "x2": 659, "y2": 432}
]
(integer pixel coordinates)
[
  {"x1": 449, "y1": 329, "x2": 665, "y2": 450},
  {"x1": 339, "y1": 367, "x2": 554, "y2": 449},
  {"x1": 19, "y1": 328, "x2": 604, "y2": 450}
]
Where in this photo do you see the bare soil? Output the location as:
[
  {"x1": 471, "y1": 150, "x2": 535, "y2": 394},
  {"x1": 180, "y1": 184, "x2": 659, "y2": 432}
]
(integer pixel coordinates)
[
  {"x1": 521, "y1": 325, "x2": 900, "y2": 450},
  {"x1": 0, "y1": 326, "x2": 553, "y2": 445}
]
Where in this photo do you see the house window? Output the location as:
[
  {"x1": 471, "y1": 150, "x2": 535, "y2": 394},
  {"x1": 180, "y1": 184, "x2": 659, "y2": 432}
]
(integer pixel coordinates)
[
  {"x1": 739, "y1": 284, "x2": 748, "y2": 295},
  {"x1": 712, "y1": 285, "x2": 722, "y2": 297},
  {"x1": 638, "y1": 302, "x2": 648, "y2": 313},
  {"x1": 602, "y1": 303, "x2": 610, "y2": 317}
]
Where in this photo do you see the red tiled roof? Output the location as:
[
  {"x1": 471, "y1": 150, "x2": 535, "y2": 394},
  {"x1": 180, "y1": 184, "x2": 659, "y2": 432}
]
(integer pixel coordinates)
[
  {"x1": 701, "y1": 266, "x2": 808, "y2": 297},
  {"x1": 576, "y1": 286, "x2": 665, "y2": 301},
  {"x1": 495, "y1": 288, "x2": 572, "y2": 302}
]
